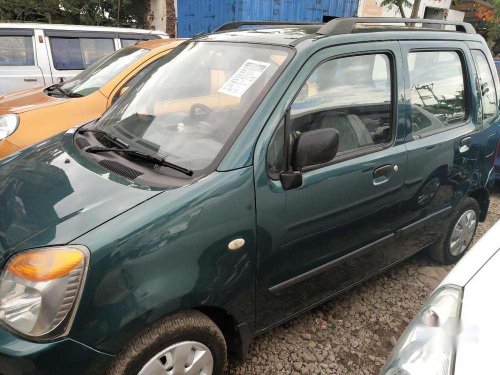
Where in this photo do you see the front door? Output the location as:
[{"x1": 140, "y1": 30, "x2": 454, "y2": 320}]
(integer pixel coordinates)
[
  {"x1": 0, "y1": 31, "x2": 45, "y2": 95},
  {"x1": 254, "y1": 42, "x2": 407, "y2": 330}
]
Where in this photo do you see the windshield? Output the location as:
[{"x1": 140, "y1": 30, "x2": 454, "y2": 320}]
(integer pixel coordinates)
[
  {"x1": 60, "y1": 47, "x2": 149, "y2": 96},
  {"x1": 97, "y1": 41, "x2": 290, "y2": 171}
]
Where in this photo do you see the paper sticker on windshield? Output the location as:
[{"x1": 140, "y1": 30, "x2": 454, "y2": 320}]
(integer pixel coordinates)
[{"x1": 218, "y1": 59, "x2": 270, "y2": 98}]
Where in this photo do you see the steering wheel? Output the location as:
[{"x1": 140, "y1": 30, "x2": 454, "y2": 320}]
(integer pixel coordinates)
[
  {"x1": 184, "y1": 103, "x2": 227, "y2": 143},
  {"x1": 190, "y1": 103, "x2": 213, "y2": 118}
]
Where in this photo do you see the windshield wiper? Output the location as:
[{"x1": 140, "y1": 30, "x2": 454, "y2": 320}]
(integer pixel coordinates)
[
  {"x1": 47, "y1": 84, "x2": 83, "y2": 98},
  {"x1": 56, "y1": 84, "x2": 84, "y2": 98},
  {"x1": 78, "y1": 128, "x2": 129, "y2": 149},
  {"x1": 86, "y1": 146, "x2": 194, "y2": 176}
]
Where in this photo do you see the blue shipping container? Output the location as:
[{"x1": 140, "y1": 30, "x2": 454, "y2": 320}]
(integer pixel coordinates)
[{"x1": 177, "y1": 0, "x2": 359, "y2": 37}]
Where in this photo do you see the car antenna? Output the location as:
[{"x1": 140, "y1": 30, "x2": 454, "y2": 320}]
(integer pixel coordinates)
[{"x1": 134, "y1": 29, "x2": 155, "y2": 45}]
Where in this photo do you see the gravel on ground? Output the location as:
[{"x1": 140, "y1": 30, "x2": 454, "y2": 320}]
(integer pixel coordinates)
[{"x1": 229, "y1": 185, "x2": 500, "y2": 375}]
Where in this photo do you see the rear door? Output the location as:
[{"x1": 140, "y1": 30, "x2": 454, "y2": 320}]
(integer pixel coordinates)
[
  {"x1": 44, "y1": 30, "x2": 115, "y2": 84},
  {"x1": 0, "y1": 29, "x2": 45, "y2": 95},
  {"x1": 392, "y1": 41, "x2": 480, "y2": 262},
  {"x1": 254, "y1": 42, "x2": 407, "y2": 329}
]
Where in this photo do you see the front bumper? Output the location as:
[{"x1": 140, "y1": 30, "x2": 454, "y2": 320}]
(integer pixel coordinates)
[{"x1": 0, "y1": 326, "x2": 113, "y2": 375}]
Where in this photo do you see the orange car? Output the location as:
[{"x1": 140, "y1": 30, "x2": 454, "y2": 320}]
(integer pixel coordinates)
[{"x1": 0, "y1": 38, "x2": 184, "y2": 158}]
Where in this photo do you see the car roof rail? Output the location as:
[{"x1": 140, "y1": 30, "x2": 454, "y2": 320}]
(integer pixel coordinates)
[
  {"x1": 215, "y1": 21, "x2": 322, "y2": 32},
  {"x1": 317, "y1": 17, "x2": 476, "y2": 36}
]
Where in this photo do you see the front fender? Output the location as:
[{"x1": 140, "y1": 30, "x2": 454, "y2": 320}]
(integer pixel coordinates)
[{"x1": 68, "y1": 167, "x2": 256, "y2": 353}]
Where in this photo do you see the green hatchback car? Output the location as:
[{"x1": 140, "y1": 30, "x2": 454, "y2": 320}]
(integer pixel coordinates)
[{"x1": 0, "y1": 18, "x2": 499, "y2": 375}]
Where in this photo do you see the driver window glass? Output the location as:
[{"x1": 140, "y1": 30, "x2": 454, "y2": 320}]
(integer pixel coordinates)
[
  {"x1": 290, "y1": 53, "x2": 392, "y2": 157},
  {"x1": 0, "y1": 36, "x2": 34, "y2": 66},
  {"x1": 50, "y1": 37, "x2": 115, "y2": 70}
]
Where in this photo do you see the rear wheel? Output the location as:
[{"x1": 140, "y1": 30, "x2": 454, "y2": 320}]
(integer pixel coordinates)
[
  {"x1": 107, "y1": 310, "x2": 227, "y2": 375},
  {"x1": 429, "y1": 197, "x2": 479, "y2": 265}
]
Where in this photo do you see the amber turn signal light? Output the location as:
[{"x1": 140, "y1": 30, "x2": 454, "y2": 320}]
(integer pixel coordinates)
[{"x1": 7, "y1": 248, "x2": 84, "y2": 282}]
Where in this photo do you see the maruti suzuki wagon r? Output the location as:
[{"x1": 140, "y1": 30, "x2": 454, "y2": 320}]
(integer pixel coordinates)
[{"x1": 0, "y1": 18, "x2": 498, "y2": 375}]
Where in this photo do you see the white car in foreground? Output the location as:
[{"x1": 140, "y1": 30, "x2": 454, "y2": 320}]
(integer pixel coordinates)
[{"x1": 380, "y1": 220, "x2": 500, "y2": 375}]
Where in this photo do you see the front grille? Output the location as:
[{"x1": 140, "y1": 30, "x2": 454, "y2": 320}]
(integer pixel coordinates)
[
  {"x1": 75, "y1": 137, "x2": 91, "y2": 149},
  {"x1": 98, "y1": 160, "x2": 143, "y2": 180}
]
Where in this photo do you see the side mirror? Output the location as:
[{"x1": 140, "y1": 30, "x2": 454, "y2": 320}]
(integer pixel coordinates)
[
  {"x1": 291, "y1": 128, "x2": 339, "y2": 171},
  {"x1": 280, "y1": 128, "x2": 339, "y2": 191}
]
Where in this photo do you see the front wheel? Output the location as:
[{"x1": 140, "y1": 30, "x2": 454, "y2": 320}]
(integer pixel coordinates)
[
  {"x1": 429, "y1": 197, "x2": 479, "y2": 265},
  {"x1": 107, "y1": 310, "x2": 227, "y2": 375}
]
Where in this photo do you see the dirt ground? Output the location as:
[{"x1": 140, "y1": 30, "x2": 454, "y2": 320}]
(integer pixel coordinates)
[{"x1": 229, "y1": 185, "x2": 500, "y2": 374}]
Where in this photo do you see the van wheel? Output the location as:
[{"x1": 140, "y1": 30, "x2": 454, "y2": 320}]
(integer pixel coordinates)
[
  {"x1": 107, "y1": 310, "x2": 227, "y2": 375},
  {"x1": 429, "y1": 197, "x2": 479, "y2": 265}
]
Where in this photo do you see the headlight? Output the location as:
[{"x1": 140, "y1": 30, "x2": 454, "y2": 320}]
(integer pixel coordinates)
[
  {"x1": 0, "y1": 246, "x2": 89, "y2": 340},
  {"x1": 380, "y1": 285, "x2": 462, "y2": 375},
  {"x1": 0, "y1": 114, "x2": 19, "y2": 140}
]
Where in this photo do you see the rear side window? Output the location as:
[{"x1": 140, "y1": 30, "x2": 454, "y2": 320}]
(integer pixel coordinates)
[
  {"x1": 289, "y1": 53, "x2": 393, "y2": 157},
  {"x1": 0, "y1": 36, "x2": 34, "y2": 66},
  {"x1": 408, "y1": 51, "x2": 466, "y2": 136},
  {"x1": 50, "y1": 37, "x2": 115, "y2": 70},
  {"x1": 121, "y1": 39, "x2": 138, "y2": 47},
  {"x1": 471, "y1": 50, "x2": 497, "y2": 123}
]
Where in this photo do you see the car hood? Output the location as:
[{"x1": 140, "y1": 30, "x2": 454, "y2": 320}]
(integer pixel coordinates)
[
  {"x1": 0, "y1": 86, "x2": 68, "y2": 113},
  {"x1": 438, "y1": 221, "x2": 500, "y2": 375},
  {"x1": 453, "y1": 244, "x2": 500, "y2": 375},
  {"x1": 0, "y1": 131, "x2": 161, "y2": 260}
]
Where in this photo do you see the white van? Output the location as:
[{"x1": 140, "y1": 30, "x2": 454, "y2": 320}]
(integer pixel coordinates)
[{"x1": 0, "y1": 23, "x2": 168, "y2": 95}]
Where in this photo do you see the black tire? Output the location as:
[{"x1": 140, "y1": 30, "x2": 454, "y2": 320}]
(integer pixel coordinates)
[
  {"x1": 107, "y1": 310, "x2": 227, "y2": 375},
  {"x1": 429, "y1": 197, "x2": 480, "y2": 265}
]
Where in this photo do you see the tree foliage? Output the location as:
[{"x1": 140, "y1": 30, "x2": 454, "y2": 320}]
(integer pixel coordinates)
[
  {"x1": 0, "y1": 0, "x2": 148, "y2": 28},
  {"x1": 476, "y1": 1, "x2": 500, "y2": 46}
]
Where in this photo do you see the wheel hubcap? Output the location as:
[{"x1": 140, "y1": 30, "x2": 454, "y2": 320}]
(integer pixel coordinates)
[
  {"x1": 138, "y1": 341, "x2": 213, "y2": 375},
  {"x1": 449, "y1": 209, "x2": 477, "y2": 257}
]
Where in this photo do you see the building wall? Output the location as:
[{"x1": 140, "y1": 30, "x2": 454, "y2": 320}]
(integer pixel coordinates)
[
  {"x1": 176, "y1": 0, "x2": 359, "y2": 37},
  {"x1": 358, "y1": 0, "x2": 452, "y2": 18},
  {"x1": 149, "y1": 0, "x2": 178, "y2": 33},
  {"x1": 150, "y1": 0, "x2": 166, "y2": 31}
]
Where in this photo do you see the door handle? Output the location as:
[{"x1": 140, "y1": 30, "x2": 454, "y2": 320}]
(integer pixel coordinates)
[
  {"x1": 459, "y1": 137, "x2": 472, "y2": 153},
  {"x1": 24, "y1": 77, "x2": 38, "y2": 82},
  {"x1": 373, "y1": 164, "x2": 395, "y2": 185},
  {"x1": 373, "y1": 164, "x2": 393, "y2": 179}
]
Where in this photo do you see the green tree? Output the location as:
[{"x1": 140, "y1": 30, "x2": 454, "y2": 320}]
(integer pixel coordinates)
[
  {"x1": 0, "y1": 0, "x2": 61, "y2": 22},
  {"x1": 0, "y1": 0, "x2": 148, "y2": 28},
  {"x1": 486, "y1": 0, "x2": 500, "y2": 47}
]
